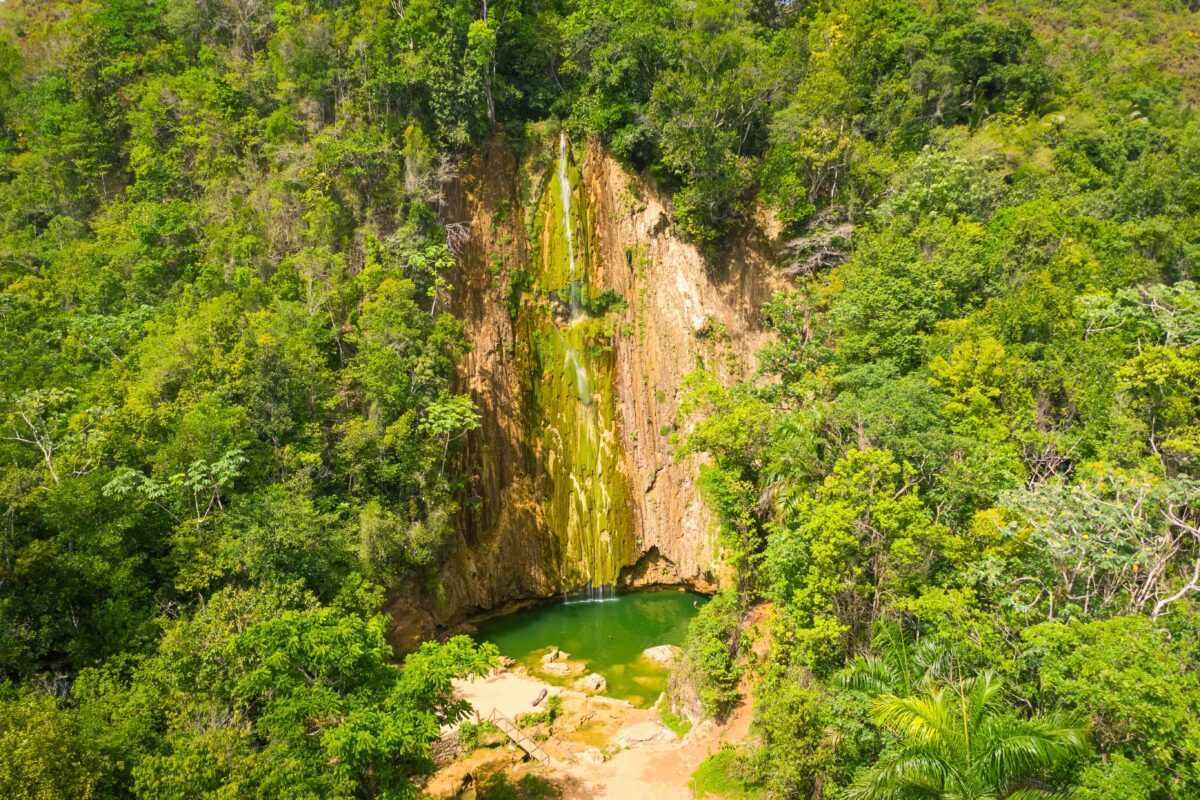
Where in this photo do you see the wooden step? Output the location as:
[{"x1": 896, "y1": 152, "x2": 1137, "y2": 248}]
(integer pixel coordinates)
[{"x1": 484, "y1": 710, "x2": 553, "y2": 765}]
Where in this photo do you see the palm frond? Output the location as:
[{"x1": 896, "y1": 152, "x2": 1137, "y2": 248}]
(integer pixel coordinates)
[
  {"x1": 857, "y1": 674, "x2": 1089, "y2": 800},
  {"x1": 1004, "y1": 789, "x2": 1063, "y2": 800},
  {"x1": 845, "y1": 749, "x2": 952, "y2": 800},
  {"x1": 840, "y1": 654, "x2": 898, "y2": 696},
  {"x1": 976, "y1": 715, "x2": 1089, "y2": 788},
  {"x1": 871, "y1": 689, "x2": 955, "y2": 743}
]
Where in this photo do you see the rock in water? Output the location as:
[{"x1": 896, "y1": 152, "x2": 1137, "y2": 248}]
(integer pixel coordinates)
[
  {"x1": 641, "y1": 644, "x2": 683, "y2": 666},
  {"x1": 573, "y1": 673, "x2": 607, "y2": 692},
  {"x1": 542, "y1": 660, "x2": 585, "y2": 676}
]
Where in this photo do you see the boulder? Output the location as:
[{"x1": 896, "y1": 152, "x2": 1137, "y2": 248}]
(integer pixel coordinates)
[
  {"x1": 613, "y1": 721, "x2": 677, "y2": 748},
  {"x1": 541, "y1": 647, "x2": 570, "y2": 663},
  {"x1": 576, "y1": 747, "x2": 606, "y2": 765},
  {"x1": 573, "y1": 673, "x2": 607, "y2": 693},
  {"x1": 682, "y1": 719, "x2": 717, "y2": 744},
  {"x1": 541, "y1": 660, "x2": 585, "y2": 677},
  {"x1": 430, "y1": 732, "x2": 462, "y2": 766},
  {"x1": 641, "y1": 644, "x2": 683, "y2": 667}
]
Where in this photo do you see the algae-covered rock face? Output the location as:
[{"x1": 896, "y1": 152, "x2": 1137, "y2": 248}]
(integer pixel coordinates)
[
  {"x1": 399, "y1": 133, "x2": 782, "y2": 640},
  {"x1": 515, "y1": 133, "x2": 634, "y2": 592}
]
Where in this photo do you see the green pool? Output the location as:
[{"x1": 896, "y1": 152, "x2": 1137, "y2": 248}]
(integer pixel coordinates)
[{"x1": 475, "y1": 590, "x2": 707, "y2": 707}]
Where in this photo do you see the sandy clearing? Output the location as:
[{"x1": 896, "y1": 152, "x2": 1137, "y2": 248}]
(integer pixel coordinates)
[{"x1": 450, "y1": 672, "x2": 562, "y2": 726}]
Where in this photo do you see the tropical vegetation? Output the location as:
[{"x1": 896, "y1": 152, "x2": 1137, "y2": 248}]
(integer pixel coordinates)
[{"x1": 0, "y1": 0, "x2": 1197, "y2": 797}]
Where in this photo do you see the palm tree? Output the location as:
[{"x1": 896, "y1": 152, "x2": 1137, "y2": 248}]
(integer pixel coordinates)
[
  {"x1": 838, "y1": 618, "x2": 954, "y2": 697},
  {"x1": 847, "y1": 673, "x2": 1088, "y2": 800}
]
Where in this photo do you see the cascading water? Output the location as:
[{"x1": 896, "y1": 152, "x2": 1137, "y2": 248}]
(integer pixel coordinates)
[
  {"x1": 558, "y1": 131, "x2": 581, "y2": 319},
  {"x1": 517, "y1": 132, "x2": 632, "y2": 603}
]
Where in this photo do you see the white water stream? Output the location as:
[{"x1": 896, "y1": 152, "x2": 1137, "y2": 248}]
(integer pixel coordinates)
[
  {"x1": 554, "y1": 133, "x2": 612, "y2": 601},
  {"x1": 558, "y1": 131, "x2": 581, "y2": 318}
]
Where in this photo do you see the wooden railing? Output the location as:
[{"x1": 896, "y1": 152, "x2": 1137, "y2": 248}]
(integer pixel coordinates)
[{"x1": 483, "y1": 709, "x2": 553, "y2": 766}]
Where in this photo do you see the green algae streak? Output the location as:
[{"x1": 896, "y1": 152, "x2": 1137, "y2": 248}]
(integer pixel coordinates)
[{"x1": 515, "y1": 135, "x2": 634, "y2": 592}]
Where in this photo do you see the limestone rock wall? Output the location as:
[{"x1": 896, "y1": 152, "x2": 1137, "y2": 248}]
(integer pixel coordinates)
[
  {"x1": 387, "y1": 135, "x2": 784, "y2": 647},
  {"x1": 582, "y1": 146, "x2": 786, "y2": 590}
]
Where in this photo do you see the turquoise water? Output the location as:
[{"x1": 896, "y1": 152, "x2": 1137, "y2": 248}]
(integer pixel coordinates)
[{"x1": 475, "y1": 590, "x2": 707, "y2": 707}]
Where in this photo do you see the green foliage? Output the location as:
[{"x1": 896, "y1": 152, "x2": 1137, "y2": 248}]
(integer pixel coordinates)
[
  {"x1": 847, "y1": 673, "x2": 1088, "y2": 800},
  {"x1": 974, "y1": 468, "x2": 1200, "y2": 624},
  {"x1": 0, "y1": 2, "x2": 506, "y2": 794},
  {"x1": 673, "y1": 0, "x2": 1200, "y2": 796},
  {"x1": 517, "y1": 693, "x2": 562, "y2": 728},
  {"x1": 749, "y1": 666, "x2": 860, "y2": 798},
  {"x1": 1, "y1": 0, "x2": 1199, "y2": 796},
  {"x1": 837, "y1": 618, "x2": 955, "y2": 698},
  {"x1": 458, "y1": 719, "x2": 506, "y2": 752},
  {"x1": 1074, "y1": 755, "x2": 1160, "y2": 800},
  {"x1": 766, "y1": 449, "x2": 947, "y2": 670},
  {"x1": 690, "y1": 748, "x2": 762, "y2": 800},
  {"x1": 69, "y1": 586, "x2": 496, "y2": 799},
  {"x1": 656, "y1": 694, "x2": 693, "y2": 737},
  {"x1": 679, "y1": 589, "x2": 744, "y2": 720},
  {"x1": 0, "y1": 689, "x2": 105, "y2": 800},
  {"x1": 1022, "y1": 616, "x2": 1200, "y2": 798}
]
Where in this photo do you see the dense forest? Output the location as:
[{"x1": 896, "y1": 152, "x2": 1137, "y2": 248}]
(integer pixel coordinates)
[{"x1": 0, "y1": 0, "x2": 1198, "y2": 798}]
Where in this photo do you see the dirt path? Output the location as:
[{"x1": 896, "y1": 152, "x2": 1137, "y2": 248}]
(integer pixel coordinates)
[
  {"x1": 558, "y1": 727, "x2": 715, "y2": 800},
  {"x1": 432, "y1": 668, "x2": 756, "y2": 800}
]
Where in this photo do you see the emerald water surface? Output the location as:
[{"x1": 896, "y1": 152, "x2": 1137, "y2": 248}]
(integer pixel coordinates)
[{"x1": 476, "y1": 590, "x2": 707, "y2": 707}]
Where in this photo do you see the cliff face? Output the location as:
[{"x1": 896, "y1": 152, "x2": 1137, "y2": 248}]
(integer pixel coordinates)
[
  {"x1": 582, "y1": 146, "x2": 785, "y2": 588},
  {"x1": 388, "y1": 134, "x2": 783, "y2": 645}
]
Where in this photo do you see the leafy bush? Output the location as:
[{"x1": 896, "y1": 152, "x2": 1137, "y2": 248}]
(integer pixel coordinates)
[
  {"x1": 690, "y1": 749, "x2": 761, "y2": 800},
  {"x1": 680, "y1": 590, "x2": 744, "y2": 719}
]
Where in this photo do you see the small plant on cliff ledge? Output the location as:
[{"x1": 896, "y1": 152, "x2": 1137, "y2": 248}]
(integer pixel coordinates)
[
  {"x1": 459, "y1": 720, "x2": 503, "y2": 753},
  {"x1": 656, "y1": 695, "x2": 693, "y2": 737}
]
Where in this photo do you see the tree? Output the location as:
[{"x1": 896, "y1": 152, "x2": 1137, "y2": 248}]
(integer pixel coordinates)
[
  {"x1": 419, "y1": 393, "x2": 481, "y2": 473},
  {"x1": 767, "y1": 449, "x2": 947, "y2": 670},
  {"x1": 75, "y1": 584, "x2": 497, "y2": 799},
  {"x1": 847, "y1": 673, "x2": 1087, "y2": 800},
  {"x1": 2, "y1": 388, "x2": 108, "y2": 486},
  {"x1": 0, "y1": 689, "x2": 105, "y2": 800},
  {"x1": 674, "y1": 589, "x2": 744, "y2": 720},
  {"x1": 1022, "y1": 616, "x2": 1200, "y2": 798},
  {"x1": 839, "y1": 618, "x2": 954, "y2": 698},
  {"x1": 645, "y1": 0, "x2": 783, "y2": 242},
  {"x1": 981, "y1": 468, "x2": 1200, "y2": 622}
]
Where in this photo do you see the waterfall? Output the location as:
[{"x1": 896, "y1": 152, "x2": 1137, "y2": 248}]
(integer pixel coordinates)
[
  {"x1": 539, "y1": 133, "x2": 622, "y2": 603},
  {"x1": 566, "y1": 348, "x2": 592, "y2": 406},
  {"x1": 558, "y1": 131, "x2": 581, "y2": 319}
]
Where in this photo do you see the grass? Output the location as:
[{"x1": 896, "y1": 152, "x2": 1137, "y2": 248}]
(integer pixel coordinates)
[
  {"x1": 458, "y1": 720, "x2": 502, "y2": 752},
  {"x1": 656, "y1": 695, "x2": 693, "y2": 737},
  {"x1": 476, "y1": 772, "x2": 561, "y2": 800},
  {"x1": 689, "y1": 750, "x2": 762, "y2": 800}
]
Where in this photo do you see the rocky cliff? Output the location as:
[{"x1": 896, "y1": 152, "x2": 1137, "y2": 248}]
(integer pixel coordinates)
[{"x1": 388, "y1": 133, "x2": 784, "y2": 646}]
